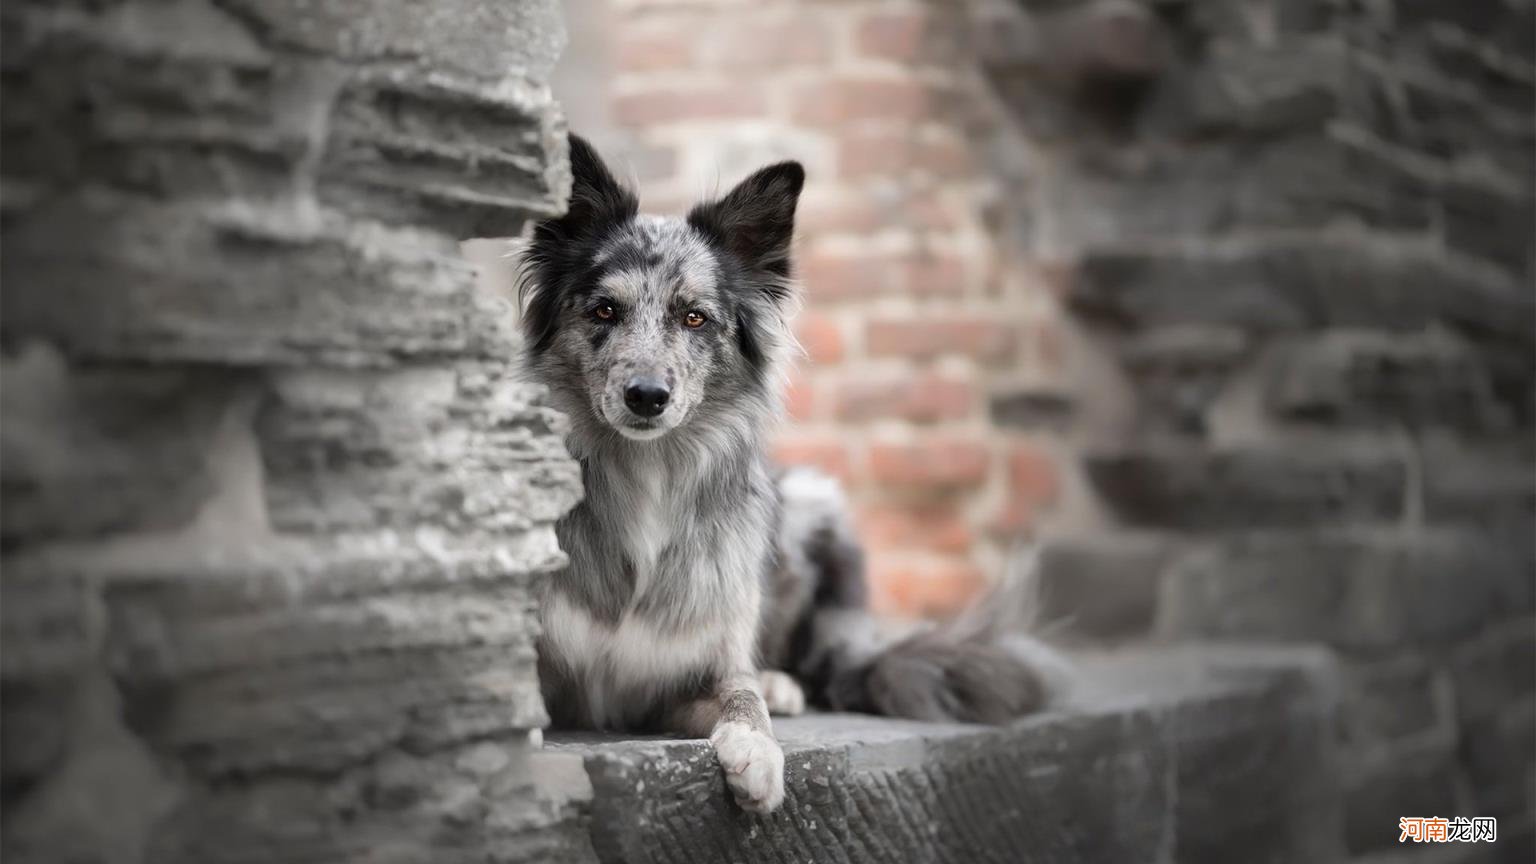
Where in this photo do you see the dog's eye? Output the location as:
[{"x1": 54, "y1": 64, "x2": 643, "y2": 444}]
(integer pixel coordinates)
[
  {"x1": 593, "y1": 302, "x2": 617, "y2": 322},
  {"x1": 683, "y1": 311, "x2": 707, "y2": 328}
]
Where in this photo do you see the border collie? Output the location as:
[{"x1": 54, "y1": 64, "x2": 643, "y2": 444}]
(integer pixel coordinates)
[{"x1": 518, "y1": 134, "x2": 1062, "y2": 814}]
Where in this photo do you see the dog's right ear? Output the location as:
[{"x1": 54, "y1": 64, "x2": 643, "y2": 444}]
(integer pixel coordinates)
[
  {"x1": 522, "y1": 135, "x2": 638, "y2": 353},
  {"x1": 559, "y1": 133, "x2": 638, "y2": 236}
]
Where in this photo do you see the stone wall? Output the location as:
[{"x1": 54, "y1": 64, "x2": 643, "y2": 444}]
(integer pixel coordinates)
[
  {"x1": 0, "y1": 1, "x2": 586, "y2": 861},
  {"x1": 995, "y1": 0, "x2": 1536, "y2": 860}
]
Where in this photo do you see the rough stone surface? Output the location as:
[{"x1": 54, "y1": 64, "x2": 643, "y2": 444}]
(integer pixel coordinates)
[
  {"x1": 1085, "y1": 444, "x2": 1408, "y2": 531},
  {"x1": 0, "y1": 0, "x2": 581, "y2": 861},
  {"x1": 1036, "y1": 533, "x2": 1178, "y2": 641},
  {"x1": 553, "y1": 648, "x2": 1341, "y2": 864},
  {"x1": 1156, "y1": 530, "x2": 1534, "y2": 650}
]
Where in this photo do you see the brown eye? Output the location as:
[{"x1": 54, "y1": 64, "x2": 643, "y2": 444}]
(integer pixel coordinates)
[
  {"x1": 683, "y1": 311, "x2": 707, "y2": 328},
  {"x1": 593, "y1": 302, "x2": 616, "y2": 322}
]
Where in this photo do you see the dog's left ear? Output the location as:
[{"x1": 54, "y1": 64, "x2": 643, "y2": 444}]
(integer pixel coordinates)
[{"x1": 688, "y1": 162, "x2": 805, "y2": 292}]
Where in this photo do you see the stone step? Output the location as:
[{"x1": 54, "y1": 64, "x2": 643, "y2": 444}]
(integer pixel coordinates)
[{"x1": 545, "y1": 647, "x2": 1343, "y2": 864}]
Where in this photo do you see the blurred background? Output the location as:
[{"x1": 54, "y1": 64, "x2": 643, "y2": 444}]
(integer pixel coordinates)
[
  {"x1": 538, "y1": 0, "x2": 1535, "y2": 620},
  {"x1": 3, "y1": 0, "x2": 1532, "y2": 861}
]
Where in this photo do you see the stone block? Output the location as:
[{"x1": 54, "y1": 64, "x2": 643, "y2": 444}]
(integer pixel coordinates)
[
  {"x1": 1266, "y1": 330, "x2": 1507, "y2": 431},
  {"x1": 1085, "y1": 443, "x2": 1407, "y2": 531},
  {"x1": 0, "y1": 349, "x2": 230, "y2": 547},
  {"x1": 4, "y1": 529, "x2": 566, "y2": 781},
  {"x1": 1, "y1": 198, "x2": 515, "y2": 366},
  {"x1": 1157, "y1": 530, "x2": 1530, "y2": 650},
  {"x1": 555, "y1": 648, "x2": 1340, "y2": 864},
  {"x1": 1338, "y1": 654, "x2": 1452, "y2": 748},
  {"x1": 214, "y1": 0, "x2": 566, "y2": 81},
  {"x1": 1459, "y1": 696, "x2": 1536, "y2": 822},
  {"x1": 1449, "y1": 618, "x2": 1536, "y2": 723},
  {"x1": 258, "y1": 364, "x2": 581, "y2": 534},
  {"x1": 1072, "y1": 234, "x2": 1534, "y2": 341},
  {"x1": 1036, "y1": 533, "x2": 1178, "y2": 640},
  {"x1": 1344, "y1": 741, "x2": 1462, "y2": 855},
  {"x1": 319, "y1": 70, "x2": 568, "y2": 238}
]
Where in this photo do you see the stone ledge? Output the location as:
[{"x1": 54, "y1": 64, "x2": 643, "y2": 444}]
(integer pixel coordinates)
[{"x1": 547, "y1": 648, "x2": 1343, "y2": 864}]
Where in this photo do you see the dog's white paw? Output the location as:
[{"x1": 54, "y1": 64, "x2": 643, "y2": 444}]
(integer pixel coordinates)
[
  {"x1": 760, "y1": 670, "x2": 806, "y2": 717},
  {"x1": 709, "y1": 721, "x2": 785, "y2": 814}
]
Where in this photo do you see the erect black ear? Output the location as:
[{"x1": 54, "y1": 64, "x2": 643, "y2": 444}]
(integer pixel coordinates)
[
  {"x1": 560, "y1": 133, "x2": 638, "y2": 235},
  {"x1": 687, "y1": 161, "x2": 805, "y2": 287}
]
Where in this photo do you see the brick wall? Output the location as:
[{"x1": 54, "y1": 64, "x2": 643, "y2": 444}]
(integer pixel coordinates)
[{"x1": 566, "y1": 0, "x2": 1078, "y2": 617}]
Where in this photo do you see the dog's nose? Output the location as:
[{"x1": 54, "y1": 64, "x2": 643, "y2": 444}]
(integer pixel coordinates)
[{"x1": 623, "y1": 378, "x2": 670, "y2": 418}]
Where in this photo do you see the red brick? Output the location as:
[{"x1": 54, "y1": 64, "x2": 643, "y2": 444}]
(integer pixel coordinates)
[
  {"x1": 794, "y1": 312, "x2": 845, "y2": 364},
  {"x1": 859, "y1": 504, "x2": 974, "y2": 554},
  {"x1": 711, "y1": 18, "x2": 833, "y2": 68},
  {"x1": 870, "y1": 555, "x2": 986, "y2": 618},
  {"x1": 801, "y1": 250, "x2": 895, "y2": 301},
  {"x1": 855, "y1": 9, "x2": 930, "y2": 61},
  {"x1": 798, "y1": 194, "x2": 887, "y2": 236},
  {"x1": 791, "y1": 77, "x2": 931, "y2": 125},
  {"x1": 1030, "y1": 320, "x2": 1065, "y2": 373},
  {"x1": 906, "y1": 191, "x2": 963, "y2": 234},
  {"x1": 905, "y1": 254, "x2": 966, "y2": 296},
  {"x1": 837, "y1": 129, "x2": 972, "y2": 180},
  {"x1": 615, "y1": 27, "x2": 696, "y2": 72},
  {"x1": 989, "y1": 442, "x2": 1060, "y2": 537},
  {"x1": 772, "y1": 435, "x2": 853, "y2": 481},
  {"x1": 832, "y1": 372, "x2": 975, "y2": 423},
  {"x1": 869, "y1": 436, "x2": 989, "y2": 491},
  {"x1": 866, "y1": 316, "x2": 1019, "y2": 362},
  {"x1": 613, "y1": 85, "x2": 768, "y2": 125},
  {"x1": 782, "y1": 366, "x2": 819, "y2": 421}
]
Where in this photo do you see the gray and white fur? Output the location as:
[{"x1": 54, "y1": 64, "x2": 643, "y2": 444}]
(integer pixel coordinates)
[{"x1": 518, "y1": 135, "x2": 1063, "y2": 814}]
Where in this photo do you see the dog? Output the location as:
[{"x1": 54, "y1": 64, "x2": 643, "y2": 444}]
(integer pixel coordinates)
[{"x1": 517, "y1": 134, "x2": 1061, "y2": 814}]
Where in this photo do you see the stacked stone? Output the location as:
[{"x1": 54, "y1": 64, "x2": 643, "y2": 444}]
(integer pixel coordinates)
[
  {"x1": 0, "y1": 1, "x2": 585, "y2": 861},
  {"x1": 987, "y1": 1, "x2": 1535, "y2": 860}
]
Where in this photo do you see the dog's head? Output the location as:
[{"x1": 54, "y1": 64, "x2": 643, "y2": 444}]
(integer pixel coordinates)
[{"x1": 520, "y1": 135, "x2": 803, "y2": 443}]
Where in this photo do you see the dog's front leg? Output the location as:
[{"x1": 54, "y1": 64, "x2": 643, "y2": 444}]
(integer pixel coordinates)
[{"x1": 674, "y1": 674, "x2": 785, "y2": 814}]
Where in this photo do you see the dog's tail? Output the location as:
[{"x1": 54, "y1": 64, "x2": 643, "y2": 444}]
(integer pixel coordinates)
[{"x1": 784, "y1": 478, "x2": 1071, "y2": 723}]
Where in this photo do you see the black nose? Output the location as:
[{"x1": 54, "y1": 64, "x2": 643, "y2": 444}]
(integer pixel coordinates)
[{"x1": 623, "y1": 378, "x2": 670, "y2": 418}]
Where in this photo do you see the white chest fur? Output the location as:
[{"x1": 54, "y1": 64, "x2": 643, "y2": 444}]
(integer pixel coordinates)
[{"x1": 542, "y1": 592, "x2": 719, "y2": 728}]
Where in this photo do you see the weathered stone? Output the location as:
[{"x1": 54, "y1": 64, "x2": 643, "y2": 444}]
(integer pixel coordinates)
[
  {"x1": 0, "y1": 572, "x2": 88, "y2": 800},
  {"x1": 555, "y1": 649, "x2": 1340, "y2": 864},
  {"x1": 215, "y1": 0, "x2": 566, "y2": 81},
  {"x1": 1419, "y1": 434, "x2": 1536, "y2": 533},
  {"x1": 1, "y1": 197, "x2": 516, "y2": 366},
  {"x1": 1344, "y1": 741, "x2": 1462, "y2": 855},
  {"x1": 1450, "y1": 618, "x2": 1536, "y2": 723},
  {"x1": 61, "y1": 733, "x2": 595, "y2": 864},
  {"x1": 1120, "y1": 326, "x2": 1251, "y2": 433},
  {"x1": 1157, "y1": 529, "x2": 1531, "y2": 650},
  {"x1": 258, "y1": 365, "x2": 582, "y2": 534},
  {"x1": 0, "y1": 347, "x2": 236, "y2": 547},
  {"x1": 1036, "y1": 533, "x2": 1177, "y2": 640},
  {"x1": 319, "y1": 70, "x2": 568, "y2": 238},
  {"x1": 1, "y1": 0, "x2": 582, "y2": 861},
  {"x1": 1, "y1": 530, "x2": 566, "y2": 780},
  {"x1": 1459, "y1": 696, "x2": 1536, "y2": 823},
  {"x1": 1266, "y1": 329, "x2": 1507, "y2": 430},
  {"x1": 1072, "y1": 233, "x2": 1534, "y2": 341},
  {"x1": 1085, "y1": 443, "x2": 1407, "y2": 530},
  {"x1": 1337, "y1": 654, "x2": 1452, "y2": 747},
  {"x1": 1147, "y1": 38, "x2": 1347, "y2": 137}
]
